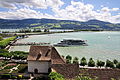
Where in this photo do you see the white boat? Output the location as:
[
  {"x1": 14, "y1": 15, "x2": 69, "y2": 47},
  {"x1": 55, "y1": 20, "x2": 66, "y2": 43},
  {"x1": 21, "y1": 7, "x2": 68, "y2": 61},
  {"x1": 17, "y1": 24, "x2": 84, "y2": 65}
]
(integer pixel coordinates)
[{"x1": 54, "y1": 38, "x2": 88, "y2": 47}]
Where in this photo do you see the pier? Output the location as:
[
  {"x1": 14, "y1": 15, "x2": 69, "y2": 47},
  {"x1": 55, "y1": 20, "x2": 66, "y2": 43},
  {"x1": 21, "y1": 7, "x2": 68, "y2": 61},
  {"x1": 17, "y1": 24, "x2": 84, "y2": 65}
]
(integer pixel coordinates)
[{"x1": 12, "y1": 42, "x2": 50, "y2": 46}]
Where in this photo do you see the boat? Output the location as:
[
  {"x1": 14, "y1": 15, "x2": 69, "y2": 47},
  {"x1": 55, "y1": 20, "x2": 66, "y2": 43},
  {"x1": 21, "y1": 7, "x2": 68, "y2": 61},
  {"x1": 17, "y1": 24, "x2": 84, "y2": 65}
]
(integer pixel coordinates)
[{"x1": 53, "y1": 38, "x2": 88, "y2": 47}]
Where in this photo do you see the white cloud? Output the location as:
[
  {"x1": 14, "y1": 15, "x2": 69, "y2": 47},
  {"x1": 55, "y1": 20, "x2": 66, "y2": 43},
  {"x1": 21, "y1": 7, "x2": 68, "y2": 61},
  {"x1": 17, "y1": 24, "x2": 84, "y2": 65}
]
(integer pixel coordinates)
[
  {"x1": 0, "y1": 0, "x2": 64, "y2": 9},
  {"x1": 0, "y1": 8, "x2": 54, "y2": 19},
  {"x1": 0, "y1": 0, "x2": 120, "y2": 23}
]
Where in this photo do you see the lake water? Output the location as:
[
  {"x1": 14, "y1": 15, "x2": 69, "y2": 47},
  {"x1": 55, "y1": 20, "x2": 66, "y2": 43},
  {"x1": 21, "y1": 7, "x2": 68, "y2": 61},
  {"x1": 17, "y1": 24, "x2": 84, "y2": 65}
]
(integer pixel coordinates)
[{"x1": 10, "y1": 31, "x2": 120, "y2": 61}]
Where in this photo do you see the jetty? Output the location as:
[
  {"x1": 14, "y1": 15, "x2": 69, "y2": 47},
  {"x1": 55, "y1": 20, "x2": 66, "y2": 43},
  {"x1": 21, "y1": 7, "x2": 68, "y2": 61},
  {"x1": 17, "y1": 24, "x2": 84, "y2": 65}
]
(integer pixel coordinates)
[{"x1": 12, "y1": 42, "x2": 50, "y2": 46}]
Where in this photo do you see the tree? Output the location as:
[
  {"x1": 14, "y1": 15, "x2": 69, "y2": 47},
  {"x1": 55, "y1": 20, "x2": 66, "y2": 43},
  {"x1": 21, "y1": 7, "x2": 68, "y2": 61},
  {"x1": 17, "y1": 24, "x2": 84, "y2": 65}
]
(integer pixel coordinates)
[
  {"x1": 106, "y1": 59, "x2": 114, "y2": 68},
  {"x1": 80, "y1": 57, "x2": 87, "y2": 67},
  {"x1": 66, "y1": 59, "x2": 71, "y2": 64},
  {"x1": 88, "y1": 58, "x2": 95, "y2": 67},
  {"x1": 113, "y1": 59, "x2": 118, "y2": 64},
  {"x1": 73, "y1": 57, "x2": 79, "y2": 64},
  {"x1": 66, "y1": 55, "x2": 72, "y2": 60},
  {"x1": 96, "y1": 60, "x2": 105, "y2": 68},
  {"x1": 116, "y1": 62, "x2": 120, "y2": 69}
]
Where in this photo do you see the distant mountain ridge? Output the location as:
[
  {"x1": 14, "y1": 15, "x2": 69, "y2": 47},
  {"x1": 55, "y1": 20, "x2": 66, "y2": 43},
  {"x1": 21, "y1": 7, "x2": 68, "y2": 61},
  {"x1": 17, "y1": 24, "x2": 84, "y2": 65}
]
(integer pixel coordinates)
[{"x1": 0, "y1": 18, "x2": 120, "y2": 31}]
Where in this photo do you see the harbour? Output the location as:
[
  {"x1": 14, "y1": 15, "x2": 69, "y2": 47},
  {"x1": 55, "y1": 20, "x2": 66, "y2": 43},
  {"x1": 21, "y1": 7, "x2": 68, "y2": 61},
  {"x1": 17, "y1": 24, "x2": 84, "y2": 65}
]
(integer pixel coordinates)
[{"x1": 9, "y1": 31, "x2": 120, "y2": 61}]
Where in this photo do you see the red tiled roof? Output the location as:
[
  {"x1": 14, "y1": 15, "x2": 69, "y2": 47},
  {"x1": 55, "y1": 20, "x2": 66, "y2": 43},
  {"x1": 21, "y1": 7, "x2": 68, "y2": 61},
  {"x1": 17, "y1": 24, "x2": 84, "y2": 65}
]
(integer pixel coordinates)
[{"x1": 27, "y1": 46, "x2": 66, "y2": 64}]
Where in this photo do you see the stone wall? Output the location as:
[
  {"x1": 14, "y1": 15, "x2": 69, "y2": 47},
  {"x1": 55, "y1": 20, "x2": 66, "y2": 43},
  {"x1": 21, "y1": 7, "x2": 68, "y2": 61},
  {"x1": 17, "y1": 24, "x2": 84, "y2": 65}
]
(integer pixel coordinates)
[
  {"x1": 52, "y1": 64, "x2": 79, "y2": 79},
  {"x1": 79, "y1": 68, "x2": 120, "y2": 80}
]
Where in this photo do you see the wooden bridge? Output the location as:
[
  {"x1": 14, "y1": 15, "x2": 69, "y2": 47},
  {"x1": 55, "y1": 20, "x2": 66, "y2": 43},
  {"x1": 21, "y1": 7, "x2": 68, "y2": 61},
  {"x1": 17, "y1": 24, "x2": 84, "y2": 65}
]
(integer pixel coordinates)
[{"x1": 12, "y1": 42, "x2": 50, "y2": 46}]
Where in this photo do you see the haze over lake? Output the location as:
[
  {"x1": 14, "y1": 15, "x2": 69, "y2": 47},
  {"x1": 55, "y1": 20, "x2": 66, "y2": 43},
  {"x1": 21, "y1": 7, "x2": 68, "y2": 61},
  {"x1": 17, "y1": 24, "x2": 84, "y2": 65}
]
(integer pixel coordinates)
[{"x1": 10, "y1": 31, "x2": 120, "y2": 61}]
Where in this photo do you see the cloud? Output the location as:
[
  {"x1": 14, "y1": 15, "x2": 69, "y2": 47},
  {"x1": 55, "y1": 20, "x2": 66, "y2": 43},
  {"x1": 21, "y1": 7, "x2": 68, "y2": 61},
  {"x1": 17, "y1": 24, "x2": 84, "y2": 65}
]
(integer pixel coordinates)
[
  {"x1": 0, "y1": 0, "x2": 64, "y2": 9},
  {"x1": 52, "y1": 1, "x2": 120, "y2": 23},
  {"x1": 101, "y1": 7, "x2": 119, "y2": 12},
  {"x1": 0, "y1": 8, "x2": 54, "y2": 19},
  {"x1": 0, "y1": 0, "x2": 120, "y2": 23}
]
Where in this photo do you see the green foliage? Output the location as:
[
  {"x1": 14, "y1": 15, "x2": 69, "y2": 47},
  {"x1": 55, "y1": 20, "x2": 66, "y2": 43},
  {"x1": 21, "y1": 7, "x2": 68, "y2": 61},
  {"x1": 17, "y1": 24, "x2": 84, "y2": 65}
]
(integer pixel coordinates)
[
  {"x1": 0, "y1": 49, "x2": 12, "y2": 58},
  {"x1": 0, "y1": 61, "x2": 8, "y2": 67},
  {"x1": 116, "y1": 62, "x2": 120, "y2": 69},
  {"x1": 0, "y1": 36, "x2": 3, "y2": 41},
  {"x1": 66, "y1": 59, "x2": 71, "y2": 64},
  {"x1": 0, "y1": 52, "x2": 12, "y2": 58},
  {"x1": 113, "y1": 59, "x2": 118, "y2": 64},
  {"x1": 80, "y1": 57, "x2": 87, "y2": 67},
  {"x1": 0, "y1": 49, "x2": 9, "y2": 53},
  {"x1": 0, "y1": 50, "x2": 28, "y2": 60},
  {"x1": 10, "y1": 51, "x2": 28, "y2": 59},
  {"x1": 0, "y1": 36, "x2": 16, "y2": 48},
  {"x1": 96, "y1": 60, "x2": 105, "y2": 68},
  {"x1": 66, "y1": 55, "x2": 72, "y2": 60},
  {"x1": 106, "y1": 59, "x2": 114, "y2": 68},
  {"x1": 73, "y1": 57, "x2": 79, "y2": 64},
  {"x1": 66, "y1": 55, "x2": 72, "y2": 64},
  {"x1": 48, "y1": 72, "x2": 64, "y2": 80},
  {"x1": 88, "y1": 58, "x2": 95, "y2": 67}
]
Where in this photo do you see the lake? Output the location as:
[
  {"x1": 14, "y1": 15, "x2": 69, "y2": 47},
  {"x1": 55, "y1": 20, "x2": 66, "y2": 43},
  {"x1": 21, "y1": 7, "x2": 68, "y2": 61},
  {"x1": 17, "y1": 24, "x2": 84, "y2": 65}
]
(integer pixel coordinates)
[{"x1": 10, "y1": 31, "x2": 120, "y2": 61}]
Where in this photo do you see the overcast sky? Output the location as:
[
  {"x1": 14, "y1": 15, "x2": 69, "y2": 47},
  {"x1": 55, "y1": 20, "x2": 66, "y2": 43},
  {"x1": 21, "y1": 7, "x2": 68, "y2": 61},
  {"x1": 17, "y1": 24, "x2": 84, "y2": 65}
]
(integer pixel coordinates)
[{"x1": 0, "y1": 0, "x2": 120, "y2": 23}]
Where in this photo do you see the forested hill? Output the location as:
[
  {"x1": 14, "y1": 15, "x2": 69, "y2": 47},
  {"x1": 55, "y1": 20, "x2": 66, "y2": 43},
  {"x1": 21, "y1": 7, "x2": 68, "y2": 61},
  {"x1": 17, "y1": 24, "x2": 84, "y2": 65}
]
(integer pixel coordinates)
[{"x1": 0, "y1": 18, "x2": 120, "y2": 31}]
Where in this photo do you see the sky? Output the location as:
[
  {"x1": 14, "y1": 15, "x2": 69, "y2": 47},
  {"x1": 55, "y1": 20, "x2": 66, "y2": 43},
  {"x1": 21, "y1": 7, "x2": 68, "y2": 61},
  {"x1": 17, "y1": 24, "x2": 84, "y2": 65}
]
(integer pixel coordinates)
[{"x1": 0, "y1": 0, "x2": 120, "y2": 23}]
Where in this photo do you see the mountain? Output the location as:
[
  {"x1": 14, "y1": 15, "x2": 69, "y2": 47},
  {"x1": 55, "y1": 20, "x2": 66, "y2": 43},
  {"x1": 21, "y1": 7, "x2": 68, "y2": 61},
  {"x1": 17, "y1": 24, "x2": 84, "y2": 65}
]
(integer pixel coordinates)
[{"x1": 0, "y1": 18, "x2": 120, "y2": 31}]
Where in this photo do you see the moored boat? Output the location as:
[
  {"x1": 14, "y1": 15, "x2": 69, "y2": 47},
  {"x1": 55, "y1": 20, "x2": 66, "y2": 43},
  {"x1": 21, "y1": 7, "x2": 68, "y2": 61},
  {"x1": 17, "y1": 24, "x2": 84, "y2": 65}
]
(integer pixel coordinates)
[{"x1": 54, "y1": 38, "x2": 88, "y2": 47}]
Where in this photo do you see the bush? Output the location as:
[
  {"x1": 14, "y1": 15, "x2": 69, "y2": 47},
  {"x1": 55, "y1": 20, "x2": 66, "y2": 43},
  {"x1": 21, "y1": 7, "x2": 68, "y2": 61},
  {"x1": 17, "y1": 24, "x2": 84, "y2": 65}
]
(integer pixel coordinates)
[
  {"x1": 113, "y1": 59, "x2": 118, "y2": 64},
  {"x1": 80, "y1": 57, "x2": 87, "y2": 67},
  {"x1": 96, "y1": 60, "x2": 105, "y2": 68},
  {"x1": 0, "y1": 49, "x2": 9, "y2": 53},
  {"x1": 10, "y1": 51, "x2": 28, "y2": 60},
  {"x1": 116, "y1": 62, "x2": 120, "y2": 69},
  {"x1": 106, "y1": 60, "x2": 114, "y2": 68},
  {"x1": 66, "y1": 55, "x2": 72, "y2": 64},
  {"x1": 48, "y1": 72, "x2": 64, "y2": 80},
  {"x1": 88, "y1": 58, "x2": 95, "y2": 67},
  {"x1": 66, "y1": 59, "x2": 71, "y2": 64},
  {"x1": 66, "y1": 55, "x2": 72, "y2": 60},
  {"x1": 73, "y1": 57, "x2": 79, "y2": 64},
  {"x1": 0, "y1": 36, "x2": 16, "y2": 48}
]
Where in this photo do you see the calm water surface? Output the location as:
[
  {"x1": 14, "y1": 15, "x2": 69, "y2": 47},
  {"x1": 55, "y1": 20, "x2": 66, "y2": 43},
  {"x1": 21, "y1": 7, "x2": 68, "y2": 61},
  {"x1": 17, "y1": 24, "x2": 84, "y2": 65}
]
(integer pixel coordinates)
[{"x1": 10, "y1": 31, "x2": 120, "y2": 61}]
